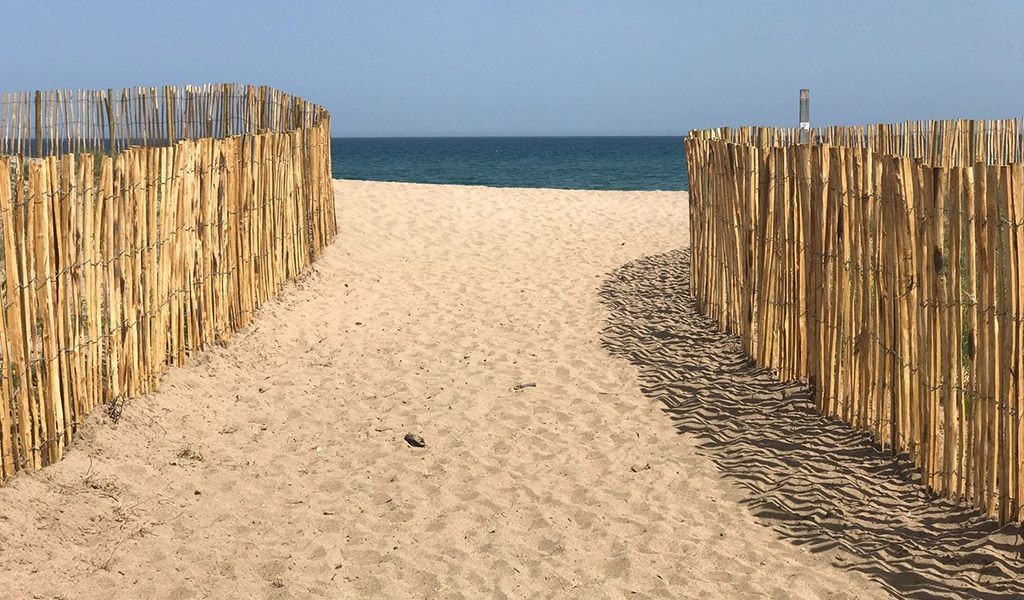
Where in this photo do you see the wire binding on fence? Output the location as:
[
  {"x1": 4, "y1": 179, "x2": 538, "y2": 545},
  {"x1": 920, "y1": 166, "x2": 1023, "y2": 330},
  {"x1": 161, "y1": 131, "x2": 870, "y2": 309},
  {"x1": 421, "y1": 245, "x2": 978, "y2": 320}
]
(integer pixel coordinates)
[
  {"x1": 0, "y1": 83, "x2": 337, "y2": 480},
  {"x1": 686, "y1": 120, "x2": 1024, "y2": 524}
]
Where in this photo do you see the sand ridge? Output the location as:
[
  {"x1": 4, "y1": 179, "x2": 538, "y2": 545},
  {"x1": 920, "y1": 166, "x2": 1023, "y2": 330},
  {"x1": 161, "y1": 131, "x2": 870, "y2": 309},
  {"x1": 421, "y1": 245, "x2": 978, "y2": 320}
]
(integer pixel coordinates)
[{"x1": 0, "y1": 180, "x2": 885, "y2": 599}]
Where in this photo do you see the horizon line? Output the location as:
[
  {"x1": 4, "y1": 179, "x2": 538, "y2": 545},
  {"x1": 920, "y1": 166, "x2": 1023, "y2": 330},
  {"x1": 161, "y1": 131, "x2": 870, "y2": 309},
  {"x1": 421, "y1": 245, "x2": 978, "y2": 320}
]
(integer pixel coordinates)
[{"x1": 330, "y1": 133, "x2": 688, "y2": 139}]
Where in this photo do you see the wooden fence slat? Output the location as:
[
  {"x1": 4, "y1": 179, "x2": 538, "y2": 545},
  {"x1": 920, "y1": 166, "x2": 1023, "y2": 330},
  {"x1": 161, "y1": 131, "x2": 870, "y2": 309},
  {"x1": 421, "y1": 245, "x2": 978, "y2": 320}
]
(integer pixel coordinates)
[
  {"x1": 687, "y1": 121, "x2": 1024, "y2": 524},
  {"x1": 0, "y1": 83, "x2": 335, "y2": 483}
]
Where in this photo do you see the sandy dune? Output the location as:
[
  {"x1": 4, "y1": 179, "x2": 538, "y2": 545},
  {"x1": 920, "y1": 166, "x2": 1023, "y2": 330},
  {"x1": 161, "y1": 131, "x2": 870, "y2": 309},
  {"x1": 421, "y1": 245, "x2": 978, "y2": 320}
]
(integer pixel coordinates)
[{"x1": 1, "y1": 180, "x2": 902, "y2": 598}]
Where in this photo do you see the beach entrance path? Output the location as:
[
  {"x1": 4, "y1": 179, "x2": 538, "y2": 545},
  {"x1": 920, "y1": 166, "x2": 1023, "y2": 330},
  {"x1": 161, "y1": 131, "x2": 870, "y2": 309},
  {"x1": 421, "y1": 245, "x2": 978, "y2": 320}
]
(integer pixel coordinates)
[{"x1": 0, "y1": 180, "x2": 884, "y2": 599}]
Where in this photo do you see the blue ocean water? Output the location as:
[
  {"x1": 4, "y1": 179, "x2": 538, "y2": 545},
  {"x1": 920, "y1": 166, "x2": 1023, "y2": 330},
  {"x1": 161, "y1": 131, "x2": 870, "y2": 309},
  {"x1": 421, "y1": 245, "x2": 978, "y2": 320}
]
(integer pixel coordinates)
[{"x1": 330, "y1": 137, "x2": 688, "y2": 191}]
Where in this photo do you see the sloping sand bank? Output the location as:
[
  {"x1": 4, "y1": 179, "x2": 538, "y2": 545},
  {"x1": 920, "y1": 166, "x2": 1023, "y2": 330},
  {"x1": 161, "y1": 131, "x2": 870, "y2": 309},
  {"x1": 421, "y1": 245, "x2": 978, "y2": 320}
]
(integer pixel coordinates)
[{"x1": 0, "y1": 180, "x2": 907, "y2": 598}]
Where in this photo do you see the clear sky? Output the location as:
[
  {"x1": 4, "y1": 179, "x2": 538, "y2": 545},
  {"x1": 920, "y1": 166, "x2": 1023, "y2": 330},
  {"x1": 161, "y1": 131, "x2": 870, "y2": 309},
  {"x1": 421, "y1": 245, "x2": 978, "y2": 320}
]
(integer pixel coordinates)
[{"x1": 4, "y1": 0, "x2": 1021, "y2": 136}]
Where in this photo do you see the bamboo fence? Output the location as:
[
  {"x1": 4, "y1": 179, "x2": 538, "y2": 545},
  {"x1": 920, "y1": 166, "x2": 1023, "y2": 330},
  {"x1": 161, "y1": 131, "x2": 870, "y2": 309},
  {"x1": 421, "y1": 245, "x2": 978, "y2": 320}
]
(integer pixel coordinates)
[
  {"x1": 685, "y1": 119, "x2": 1024, "y2": 524},
  {"x1": 0, "y1": 83, "x2": 336, "y2": 480}
]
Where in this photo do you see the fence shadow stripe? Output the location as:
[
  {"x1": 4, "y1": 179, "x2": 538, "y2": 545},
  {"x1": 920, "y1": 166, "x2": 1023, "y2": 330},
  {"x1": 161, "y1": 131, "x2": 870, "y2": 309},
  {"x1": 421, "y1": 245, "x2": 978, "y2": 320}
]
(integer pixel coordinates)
[{"x1": 599, "y1": 248, "x2": 1024, "y2": 600}]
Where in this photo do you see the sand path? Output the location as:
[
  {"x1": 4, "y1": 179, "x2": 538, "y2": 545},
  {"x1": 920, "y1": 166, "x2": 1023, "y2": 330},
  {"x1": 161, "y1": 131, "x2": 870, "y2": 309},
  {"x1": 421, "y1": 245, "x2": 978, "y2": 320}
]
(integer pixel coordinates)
[{"x1": 0, "y1": 180, "x2": 887, "y2": 599}]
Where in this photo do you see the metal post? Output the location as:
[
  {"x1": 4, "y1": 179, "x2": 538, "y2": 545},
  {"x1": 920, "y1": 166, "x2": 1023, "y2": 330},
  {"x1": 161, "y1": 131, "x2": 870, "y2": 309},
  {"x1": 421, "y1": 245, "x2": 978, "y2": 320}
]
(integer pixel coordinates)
[{"x1": 799, "y1": 89, "x2": 810, "y2": 144}]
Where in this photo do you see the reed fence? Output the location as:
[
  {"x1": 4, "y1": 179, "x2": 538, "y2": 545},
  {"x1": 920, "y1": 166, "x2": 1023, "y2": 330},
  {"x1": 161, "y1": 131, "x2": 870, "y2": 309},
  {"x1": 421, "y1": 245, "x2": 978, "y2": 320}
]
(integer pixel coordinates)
[
  {"x1": 0, "y1": 83, "x2": 336, "y2": 480},
  {"x1": 685, "y1": 119, "x2": 1024, "y2": 524}
]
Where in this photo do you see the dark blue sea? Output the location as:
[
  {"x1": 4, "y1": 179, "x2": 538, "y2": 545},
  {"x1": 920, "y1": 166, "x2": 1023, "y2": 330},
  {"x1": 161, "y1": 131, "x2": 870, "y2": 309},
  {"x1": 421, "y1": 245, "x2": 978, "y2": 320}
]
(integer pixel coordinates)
[{"x1": 330, "y1": 137, "x2": 688, "y2": 191}]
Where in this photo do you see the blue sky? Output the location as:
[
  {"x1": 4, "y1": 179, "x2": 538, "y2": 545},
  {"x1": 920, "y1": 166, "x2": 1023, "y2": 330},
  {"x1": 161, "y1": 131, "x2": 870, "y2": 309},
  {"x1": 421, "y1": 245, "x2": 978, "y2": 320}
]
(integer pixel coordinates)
[{"x1": 4, "y1": 1, "x2": 1021, "y2": 136}]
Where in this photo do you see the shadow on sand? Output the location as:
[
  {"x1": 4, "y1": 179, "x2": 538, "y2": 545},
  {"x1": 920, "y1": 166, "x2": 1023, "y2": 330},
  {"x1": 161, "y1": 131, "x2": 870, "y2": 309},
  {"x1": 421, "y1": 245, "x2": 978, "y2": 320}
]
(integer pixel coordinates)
[{"x1": 599, "y1": 248, "x2": 1024, "y2": 599}]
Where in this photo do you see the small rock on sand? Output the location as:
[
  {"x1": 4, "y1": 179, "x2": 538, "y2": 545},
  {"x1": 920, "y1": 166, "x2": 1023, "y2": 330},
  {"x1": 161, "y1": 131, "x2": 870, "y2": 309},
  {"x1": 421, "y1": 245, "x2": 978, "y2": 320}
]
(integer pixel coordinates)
[{"x1": 404, "y1": 433, "x2": 426, "y2": 447}]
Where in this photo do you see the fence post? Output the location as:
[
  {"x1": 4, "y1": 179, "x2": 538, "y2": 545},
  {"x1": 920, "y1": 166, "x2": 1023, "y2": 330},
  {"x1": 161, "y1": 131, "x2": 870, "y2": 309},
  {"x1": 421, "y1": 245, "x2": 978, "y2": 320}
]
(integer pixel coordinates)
[
  {"x1": 799, "y1": 89, "x2": 810, "y2": 144},
  {"x1": 34, "y1": 91, "x2": 42, "y2": 157},
  {"x1": 105, "y1": 89, "x2": 115, "y2": 154}
]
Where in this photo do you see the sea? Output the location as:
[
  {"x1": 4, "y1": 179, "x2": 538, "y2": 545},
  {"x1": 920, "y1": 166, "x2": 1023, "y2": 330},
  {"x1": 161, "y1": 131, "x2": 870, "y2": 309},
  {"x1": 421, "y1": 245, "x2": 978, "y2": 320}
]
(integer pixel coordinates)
[{"x1": 330, "y1": 136, "x2": 689, "y2": 191}]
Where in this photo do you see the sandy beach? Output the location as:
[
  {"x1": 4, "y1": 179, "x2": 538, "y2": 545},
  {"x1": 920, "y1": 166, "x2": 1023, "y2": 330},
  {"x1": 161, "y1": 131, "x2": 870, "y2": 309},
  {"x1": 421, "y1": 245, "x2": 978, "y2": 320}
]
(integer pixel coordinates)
[{"x1": 0, "y1": 180, "x2": 891, "y2": 599}]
